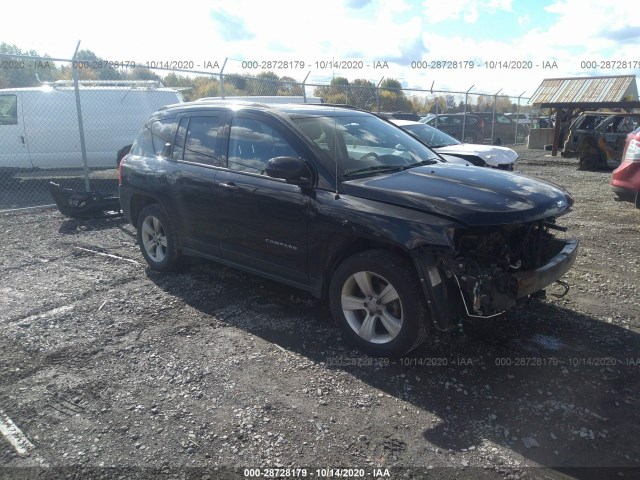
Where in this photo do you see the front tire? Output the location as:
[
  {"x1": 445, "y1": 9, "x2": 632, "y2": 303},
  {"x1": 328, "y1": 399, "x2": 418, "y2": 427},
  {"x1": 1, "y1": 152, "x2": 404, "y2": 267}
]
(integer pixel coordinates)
[
  {"x1": 329, "y1": 250, "x2": 429, "y2": 357},
  {"x1": 136, "y1": 204, "x2": 182, "y2": 272}
]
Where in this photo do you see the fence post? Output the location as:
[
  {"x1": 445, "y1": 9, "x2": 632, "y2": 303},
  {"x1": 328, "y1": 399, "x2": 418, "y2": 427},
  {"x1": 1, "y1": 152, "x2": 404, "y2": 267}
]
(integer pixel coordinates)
[
  {"x1": 71, "y1": 41, "x2": 90, "y2": 192},
  {"x1": 302, "y1": 72, "x2": 310, "y2": 103},
  {"x1": 219, "y1": 57, "x2": 228, "y2": 98},
  {"x1": 376, "y1": 77, "x2": 384, "y2": 113},
  {"x1": 491, "y1": 89, "x2": 502, "y2": 144},
  {"x1": 462, "y1": 84, "x2": 474, "y2": 142},
  {"x1": 515, "y1": 91, "x2": 526, "y2": 144}
]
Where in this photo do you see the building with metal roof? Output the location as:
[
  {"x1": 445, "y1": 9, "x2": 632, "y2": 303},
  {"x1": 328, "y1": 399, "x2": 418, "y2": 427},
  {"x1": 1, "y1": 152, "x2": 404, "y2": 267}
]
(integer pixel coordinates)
[
  {"x1": 530, "y1": 75, "x2": 638, "y2": 109},
  {"x1": 529, "y1": 75, "x2": 639, "y2": 155}
]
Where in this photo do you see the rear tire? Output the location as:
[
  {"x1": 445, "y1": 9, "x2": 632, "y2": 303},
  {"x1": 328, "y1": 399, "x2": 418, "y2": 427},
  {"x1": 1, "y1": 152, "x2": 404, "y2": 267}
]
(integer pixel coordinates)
[
  {"x1": 136, "y1": 204, "x2": 182, "y2": 272},
  {"x1": 329, "y1": 250, "x2": 429, "y2": 357}
]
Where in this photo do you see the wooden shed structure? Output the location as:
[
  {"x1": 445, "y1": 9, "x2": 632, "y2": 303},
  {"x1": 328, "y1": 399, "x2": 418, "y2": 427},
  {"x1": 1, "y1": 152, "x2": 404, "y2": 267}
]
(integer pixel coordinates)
[{"x1": 529, "y1": 75, "x2": 640, "y2": 155}]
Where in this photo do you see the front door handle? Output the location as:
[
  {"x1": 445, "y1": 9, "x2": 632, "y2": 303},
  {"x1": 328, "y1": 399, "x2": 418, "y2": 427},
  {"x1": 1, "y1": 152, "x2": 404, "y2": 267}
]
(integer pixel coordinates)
[
  {"x1": 218, "y1": 182, "x2": 239, "y2": 190},
  {"x1": 20, "y1": 135, "x2": 25, "y2": 144}
]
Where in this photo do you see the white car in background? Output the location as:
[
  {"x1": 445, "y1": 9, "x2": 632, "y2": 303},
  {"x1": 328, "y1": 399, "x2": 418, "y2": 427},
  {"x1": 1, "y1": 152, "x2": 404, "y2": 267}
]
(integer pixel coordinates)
[{"x1": 391, "y1": 119, "x2": 518, "y2": 170}]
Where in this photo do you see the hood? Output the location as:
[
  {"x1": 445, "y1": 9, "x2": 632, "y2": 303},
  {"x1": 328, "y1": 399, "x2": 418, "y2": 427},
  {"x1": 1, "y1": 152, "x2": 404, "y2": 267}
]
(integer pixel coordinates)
[
  {"x1": 434, "y1": 144, "x2": 517, "y2": 167},
  {"x1": 342, "y1": 164, "x2": 572, "y2": 226}
]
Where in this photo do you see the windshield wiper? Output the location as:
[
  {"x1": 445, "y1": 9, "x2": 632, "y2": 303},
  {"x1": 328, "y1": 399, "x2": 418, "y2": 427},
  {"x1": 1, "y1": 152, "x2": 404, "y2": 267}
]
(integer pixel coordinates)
[
  {"x1": 403, "y1": 159, "x2": 440, "y2": 169},
  {"x1": 343, "y1": 165, "x2": 407, "y2": 177}
]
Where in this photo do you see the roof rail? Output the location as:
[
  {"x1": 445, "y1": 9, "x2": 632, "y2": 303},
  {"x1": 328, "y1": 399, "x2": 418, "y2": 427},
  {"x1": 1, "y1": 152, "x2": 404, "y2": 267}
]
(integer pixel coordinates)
[
  {"x1": 319, "y1": 103, "x2": 359, "y2": 110},
  {"x1": 194, "y1": 98, "x2": 272, "y2": 108}
]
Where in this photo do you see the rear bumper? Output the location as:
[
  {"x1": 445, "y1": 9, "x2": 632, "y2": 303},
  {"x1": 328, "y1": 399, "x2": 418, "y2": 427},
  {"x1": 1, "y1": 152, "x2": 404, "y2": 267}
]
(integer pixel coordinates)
[
  {"x1": 49, "y1": 182, "x2": 122, "y2": 219},
  {"x1": 611, "y1": 161, "x2": 640, "y2": 203},
  {"x1": 512, "y1": 238, "x2": 579, "y2": 298}
]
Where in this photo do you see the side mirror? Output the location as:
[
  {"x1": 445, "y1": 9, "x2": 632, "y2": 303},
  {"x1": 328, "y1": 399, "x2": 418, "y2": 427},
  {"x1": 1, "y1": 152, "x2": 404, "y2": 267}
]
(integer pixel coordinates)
[
  {"x1": 161, "y1": 143, "x2": 172, "y2": 158},
  {"x1": 265, "y1": 157, "x2": 312, "y2": 186}
]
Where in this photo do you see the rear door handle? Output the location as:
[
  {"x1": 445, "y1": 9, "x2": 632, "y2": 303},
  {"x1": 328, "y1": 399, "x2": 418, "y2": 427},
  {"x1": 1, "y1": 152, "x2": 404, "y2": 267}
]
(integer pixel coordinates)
[{"x1": 20, "y1": 136, "x2": 25, "y2": 144}]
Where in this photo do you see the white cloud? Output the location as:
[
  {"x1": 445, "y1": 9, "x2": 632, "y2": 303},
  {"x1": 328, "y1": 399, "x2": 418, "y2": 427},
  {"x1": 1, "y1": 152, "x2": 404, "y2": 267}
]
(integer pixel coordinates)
[
  {"x1": 422, "y1": 0, "x2": 478, "y2": 23},
  {"x1": 518, "y1": 15, "x2": 530, "y2": 28},
  {"x1": 1, "y1": 0, "x2": 636, "y2": 99},
  {"x1": 486, "y1": 0, "x2": 512, "y2": 11},
  {"x1": 421, "y1": 0, "x2": 512, "y2": 24}
]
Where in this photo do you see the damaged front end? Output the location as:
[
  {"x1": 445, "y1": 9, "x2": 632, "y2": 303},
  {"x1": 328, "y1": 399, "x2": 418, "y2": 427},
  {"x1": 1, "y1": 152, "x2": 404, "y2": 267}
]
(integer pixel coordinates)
[{"x1": 418, "y1": 218, "x2": 578, "y2": 328}]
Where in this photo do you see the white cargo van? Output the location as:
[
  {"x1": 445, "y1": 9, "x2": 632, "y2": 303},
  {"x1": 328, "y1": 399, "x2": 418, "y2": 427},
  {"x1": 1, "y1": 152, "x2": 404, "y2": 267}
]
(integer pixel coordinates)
[{"x1": 0, "y1": 81, "x2": 182, "y2": 171}]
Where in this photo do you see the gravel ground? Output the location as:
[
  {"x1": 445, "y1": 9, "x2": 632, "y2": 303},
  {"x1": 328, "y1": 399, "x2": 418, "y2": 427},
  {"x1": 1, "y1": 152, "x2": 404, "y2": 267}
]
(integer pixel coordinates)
[{"x1": 0, "y1": 146, "x2": 639, "y2": 480}]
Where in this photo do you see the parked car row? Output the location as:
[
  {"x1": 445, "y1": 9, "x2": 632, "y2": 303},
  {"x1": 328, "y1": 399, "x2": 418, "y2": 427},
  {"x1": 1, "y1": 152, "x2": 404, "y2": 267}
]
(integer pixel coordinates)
[{"x1": 419, "y1": 112, "x2": 528, "y2": 145}]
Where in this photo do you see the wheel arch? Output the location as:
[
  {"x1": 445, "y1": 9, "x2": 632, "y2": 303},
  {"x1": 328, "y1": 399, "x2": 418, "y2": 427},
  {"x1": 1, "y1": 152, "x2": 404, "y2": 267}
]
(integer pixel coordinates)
[
  {"x1": 318, "y1": 237, "x2": 411, "y2": 299},
  {"x1": 128, "y1": 194, "x2": 161, "y2": 227},
  {"x1": 325, "y1": 240, "x2": 463, "y2": 333}
]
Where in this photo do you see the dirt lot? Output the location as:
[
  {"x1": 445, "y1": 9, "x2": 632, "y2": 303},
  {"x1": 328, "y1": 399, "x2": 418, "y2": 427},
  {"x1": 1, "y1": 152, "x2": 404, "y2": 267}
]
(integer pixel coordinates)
[{"x1": 1, "y1": 146, "x2": 639, "y2": 480}]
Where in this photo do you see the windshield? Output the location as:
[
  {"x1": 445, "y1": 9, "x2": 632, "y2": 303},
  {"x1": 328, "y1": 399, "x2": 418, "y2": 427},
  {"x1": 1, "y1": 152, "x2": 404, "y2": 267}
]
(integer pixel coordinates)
[
  {"x1": 402, "y1": 123, "x2": 461, "y2": 148},
  {"x1": 293, "y1": 114, "x2": 442, "y2": 177}
]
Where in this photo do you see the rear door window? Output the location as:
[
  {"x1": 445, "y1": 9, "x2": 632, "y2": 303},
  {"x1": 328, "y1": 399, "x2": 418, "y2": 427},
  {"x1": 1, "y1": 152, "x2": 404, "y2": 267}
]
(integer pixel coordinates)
[
  {"x1": 182, "y1": 116, "x2": 222, "y2": 165},
  {"x1": 130, "y1": 118, "x2": 174, "y2": 157},
  {"x1": 150, "y1": 119, "x2": 175, "y2": 154}
]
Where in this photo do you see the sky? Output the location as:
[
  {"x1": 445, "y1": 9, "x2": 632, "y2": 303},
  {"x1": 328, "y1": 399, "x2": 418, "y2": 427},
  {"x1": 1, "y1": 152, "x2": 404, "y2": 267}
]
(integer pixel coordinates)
[{"x1": 2, "y1": 0, "x2": 639, "y2": 102}]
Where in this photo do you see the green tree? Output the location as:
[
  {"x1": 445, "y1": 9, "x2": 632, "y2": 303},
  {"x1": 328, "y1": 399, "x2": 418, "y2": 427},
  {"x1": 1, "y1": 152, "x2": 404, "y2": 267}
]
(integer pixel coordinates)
[
  {"x1": 350, "y1": 78, "x2": 376, "y2": 110},
  {"x1": 379, "y1": 90, "x2": 412, "y2": 111},
  {"x1": 426, "y1": 96, "x2": 446, "y2": 114},
  {"x1": 378, "y1": 78, "x2": 411, "y2": 112},
  {"x1": 314, "y1": 77, "x2": 351, "y2": 104},
  {"x1": 163, "y1": 73, "x2": 196, "y2": 100},
  {"x1": 380, "y1": 78, "x2": 402, "y2": 92},
  {"x1": 191, "y1": 76, "x2": 220, "y2": 99},
  {"x1": 248, "y1": 71, "x2": 280, "y2": 95},
  {"x1": 224, "y1": 73, "x2": 248, "y2": 92},
  {"x1": 0, "y1": 43, "x2": 58, "y2": 88},
  {"x1": 75, "y1": 49, "x2": 124, "y2": 81},
  {"x1": 128, "y1": 67, "x2": 161, "y2": 81},
  {"x1": 277, "y1": 76, "x2": 303, "y2": 96}
]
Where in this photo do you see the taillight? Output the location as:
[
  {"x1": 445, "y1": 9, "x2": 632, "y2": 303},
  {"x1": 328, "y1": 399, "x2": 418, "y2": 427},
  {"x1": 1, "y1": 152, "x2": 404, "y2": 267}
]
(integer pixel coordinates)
[{"x1": 624, "y1": 138, "x2": 640, "y2": 162}]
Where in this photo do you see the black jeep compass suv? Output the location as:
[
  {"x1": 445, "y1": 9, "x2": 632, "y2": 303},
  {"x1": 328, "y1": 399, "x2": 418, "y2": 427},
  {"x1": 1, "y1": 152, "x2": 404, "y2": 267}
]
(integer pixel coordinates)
[{"x1": 119, "y1": 101, "x2": 578, "y2": 357}]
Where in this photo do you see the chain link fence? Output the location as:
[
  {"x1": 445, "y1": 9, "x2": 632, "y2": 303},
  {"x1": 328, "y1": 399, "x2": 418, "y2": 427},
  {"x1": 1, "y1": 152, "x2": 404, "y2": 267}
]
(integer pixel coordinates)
[{"x1": 0, "y1": 53, "x2": 531, "y2": 211}]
